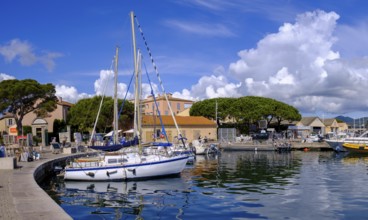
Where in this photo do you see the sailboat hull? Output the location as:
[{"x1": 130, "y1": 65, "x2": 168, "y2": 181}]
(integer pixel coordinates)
[{"x1": 64, "y1": 154, "x2": 189, "y2": 181}]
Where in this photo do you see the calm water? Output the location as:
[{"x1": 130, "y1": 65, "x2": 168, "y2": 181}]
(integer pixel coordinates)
[{"x1": 44, "y1": 151, "x2": 368, "y2": 219}]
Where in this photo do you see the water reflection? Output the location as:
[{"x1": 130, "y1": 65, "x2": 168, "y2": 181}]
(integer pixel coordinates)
[
  {"x1": 64, "y1": 177, "x2": 190, "y2": 195},
  {"x1": 339, "y1": 152, "x2": 368, "y2": 165},
  {"x1": 58, "y1": 177, "x2": 191, "y2": 219},
  {"x1": 45, "y1": 151, "x2": 368, "y2": 219},
  {"x1": 190, "y1": 152, "x2": 301, "y2": 194}
]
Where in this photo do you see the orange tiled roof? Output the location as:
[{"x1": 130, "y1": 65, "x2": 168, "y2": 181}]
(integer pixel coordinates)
[{"x1": 142, "y1": 115, "x2": 216, "y2": 127}]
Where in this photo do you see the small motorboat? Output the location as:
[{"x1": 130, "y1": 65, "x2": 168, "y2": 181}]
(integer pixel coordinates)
[{"x1": 342, "y1": 143, "x2": 368, "y2": 153}]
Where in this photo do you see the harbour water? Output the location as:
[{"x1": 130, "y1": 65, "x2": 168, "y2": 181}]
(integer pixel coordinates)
[{"x1": 43, "y1": 151, "x2": 368, "y2": 219}]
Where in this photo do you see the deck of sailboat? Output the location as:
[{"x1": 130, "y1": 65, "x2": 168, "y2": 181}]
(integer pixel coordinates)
[{"x1": 75, "y1": 157, "x2": 101, "y2": 162}]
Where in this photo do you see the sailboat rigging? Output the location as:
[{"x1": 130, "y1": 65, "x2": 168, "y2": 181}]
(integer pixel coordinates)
[
  {"x1": 63, "y1": 11, "x2": 189, "y2": 181},
  {"x1": 87, "y1": 48, "x2": 138, "y2": 152}
]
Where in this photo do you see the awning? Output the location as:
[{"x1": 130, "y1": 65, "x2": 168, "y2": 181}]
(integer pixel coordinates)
[
  {"x1": 104, "y1": 130, "x2": 122, "y2": 137},
  {"x1": 123, "y1": 129, "x2": 134, "y2": 134}
]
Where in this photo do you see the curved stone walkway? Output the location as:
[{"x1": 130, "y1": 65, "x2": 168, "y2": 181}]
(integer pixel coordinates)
[
  {"x1": 0, "y1": 170, "x2": 18, "y2": 219},
  {"x1": 0, "y1": 151, "x2": 72, "y2": 220}
]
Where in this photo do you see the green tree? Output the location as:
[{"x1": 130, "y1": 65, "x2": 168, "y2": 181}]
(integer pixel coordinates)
[
  {"x1": 231, "y1": 96, "x2": 301, "y2": 131},
  {"x1": 190, "y1": 96, "x2": 301, "y2": 133},
  {"x1": 67, "y1": 96, "x2": 134, "y2": 134},
  {"x1": 230, "y1": 96, "x2": 268, "y2": 123},
  {"x1": 22, "y1": 125, "x2": 32, "y2": 135},
  {"x1": 0, "y1": 79, "x2": 57, "y2": 134},
  {"x1": 190, "y1": 97, "x2": 236, "y2": 123},
  {"x1": 272, "y1": 101, "x2": 301, "y2": 130},
  {"x1": 52, "y1": 119, "x2": 67, "y2": 141},
  {"x1": 67, "y1": 97, "x2": 101, "y2": 133},
  {"x1": 228, "y1": 96, "x2": 265, "y2": 133}
]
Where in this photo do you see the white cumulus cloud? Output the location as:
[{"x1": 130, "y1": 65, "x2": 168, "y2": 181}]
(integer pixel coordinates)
[
  {"x1": 55, "y1": 85, "x2": 91, "y2": 103},
  {"x1": 0, "y1": 39, "x2": 63, "y2": 72},
  {"x1": 175, "y1": 74, "x2": 242, "y2": 100},
  {"x1": 0, "y1": 73, "x2": 15, "y2": 81},
  {"x1": 174, "y1": 10, "x2": 368, "y2": 116}
]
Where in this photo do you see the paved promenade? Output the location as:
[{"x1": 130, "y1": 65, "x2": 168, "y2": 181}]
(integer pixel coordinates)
[{"x1": 0, "y1": 150, "x2": 72, "y2": 220}]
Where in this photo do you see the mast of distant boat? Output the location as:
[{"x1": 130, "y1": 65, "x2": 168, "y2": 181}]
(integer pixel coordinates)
[
  {"x1": 131, "y1": 11, "x2": 141, "y2": 144},
  {"x1": 216, "y1": 100, "x2": 218, "y2": 128},
  {"x1": 113, "y1": 47, "x2": 119, "y2": 144}
]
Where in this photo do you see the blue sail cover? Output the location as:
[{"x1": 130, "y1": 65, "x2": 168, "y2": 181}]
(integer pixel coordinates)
[
  {"x1": 89, "y1": 136, "x2": 139, "y2": 152},
  {"x1": 150, "y1": 142, "x2": 172, "y2": 147}
]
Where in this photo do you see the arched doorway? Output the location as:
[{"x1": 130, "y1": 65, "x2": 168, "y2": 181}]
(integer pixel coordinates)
[{"x1": 32, "y1": 118, "x2": 48, "y2": 146}]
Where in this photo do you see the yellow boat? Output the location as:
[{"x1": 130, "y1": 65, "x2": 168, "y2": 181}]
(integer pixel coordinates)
[{"x1": 343, "y1": 143, "x2": 368, "y2": 153}]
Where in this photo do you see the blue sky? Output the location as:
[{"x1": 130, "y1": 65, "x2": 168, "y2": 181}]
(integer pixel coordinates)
[{"x1": 1, "y1": 0, "x2": 368, "y2": 118}]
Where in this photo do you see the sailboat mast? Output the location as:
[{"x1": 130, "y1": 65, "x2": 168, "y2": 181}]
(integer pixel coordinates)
[
  {"x1": 130, "y1": 11, "x2": 140, "y2": 140},
  {"x1": 215, "y1": 100, "x2": 218, "y2": 128},
  {"x1": 133, "y1": 14, "x2": 185, "y2": 147},
  {"x1": 113, "y1": 47, "x2": 119, "y2": 144},
  {"x1": 137, "y1": 50, "x2": 142, "y2": 138}
]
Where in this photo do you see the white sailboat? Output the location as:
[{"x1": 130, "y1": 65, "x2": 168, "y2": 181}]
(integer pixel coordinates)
[{"x1": 63, "y1": 11, "x2": 189, "y2": 181}]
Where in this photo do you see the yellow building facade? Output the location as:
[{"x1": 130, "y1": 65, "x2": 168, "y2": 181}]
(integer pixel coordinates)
[
  {"x1": 142, "y1": 93, "x2": 194, "y2": 116},
  {"x1": 141, "y1": 115, "x2": 217, "y2": 144},
  {"x1": 0, "y1": 97, "x2": 72, "y2": 141}
]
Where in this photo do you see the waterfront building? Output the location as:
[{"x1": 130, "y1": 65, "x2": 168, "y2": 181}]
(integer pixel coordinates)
[
  {"x1": 0, "y1": 113, "x2": 14, "y2": 135},
  {"x1": 176, "y1": 108, "x2": 190, "y2": 116},
  {"x1": 296, "y1": 117, "x2": 325, "y2": 134},
  {"x1": 0, "y1": 97, "x2": 72, "y2": 145},
  {"x1": 142, "y1": 93, "x2": 194, "y2": 116},
  {"x1": 322, "y1": 118, "x2": 340, "y2": 133},
  {"x1": 287, "y1": 117, "x2": 325, "y2": 139},
  {"x1": 338, "y1": 122, "x2": 349, "y2": 132},
  {"x1": 141, "y1": 115, "x2": 217, "y2": 143}
]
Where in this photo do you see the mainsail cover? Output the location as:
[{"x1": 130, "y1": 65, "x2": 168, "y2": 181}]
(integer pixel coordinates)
[{"x1": 89, "y1": 136, "x2": 139, "y2": 151}]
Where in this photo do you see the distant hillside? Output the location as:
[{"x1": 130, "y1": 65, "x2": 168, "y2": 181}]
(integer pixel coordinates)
[
  {"x1": 335, "y1": 116, "x2": 353, "y2": 124},
  {"x1": 335, "y1": 115, "x2": 368, "y2": 127}
]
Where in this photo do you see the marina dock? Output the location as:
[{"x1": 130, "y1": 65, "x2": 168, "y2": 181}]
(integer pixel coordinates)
[{"x1": 220, "y1": 140, "x2": 331, "y2": 151}]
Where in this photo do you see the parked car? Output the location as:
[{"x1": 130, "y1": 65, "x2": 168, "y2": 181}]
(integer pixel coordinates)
[{"x1": 252, "y1": 132, "x2": 269, "y2": 140}]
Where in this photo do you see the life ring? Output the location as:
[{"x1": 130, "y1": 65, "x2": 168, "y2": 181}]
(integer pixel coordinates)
[{"x1": 160, "y1": 134, "x2": 164, "y2": 139}]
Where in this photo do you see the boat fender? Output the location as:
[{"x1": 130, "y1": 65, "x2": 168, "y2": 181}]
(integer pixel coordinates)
[
  {"x1": 128, "y1": 168, "x2": 136, "y2": 175},
  {"x1": 86, "y1": 172, "x2": 95, "y2": 177},
  {"x1": 106, "y1": 170, "x2": 118, "y2": 177}
]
